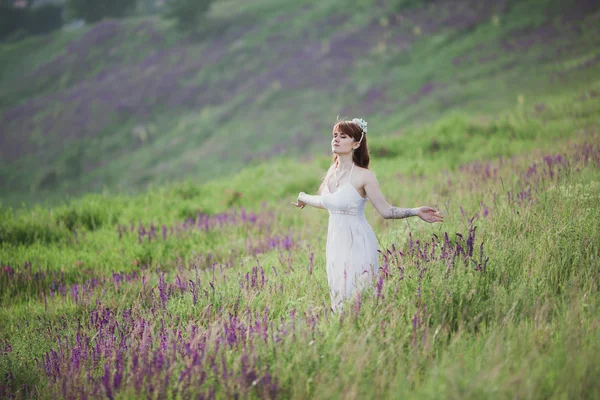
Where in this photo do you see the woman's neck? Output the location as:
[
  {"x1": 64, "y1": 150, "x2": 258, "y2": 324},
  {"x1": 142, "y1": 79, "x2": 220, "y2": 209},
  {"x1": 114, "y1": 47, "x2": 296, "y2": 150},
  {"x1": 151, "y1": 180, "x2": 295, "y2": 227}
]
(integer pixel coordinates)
[{"x1": 337, "y1": 153, "x2": 354, "y2": 170}]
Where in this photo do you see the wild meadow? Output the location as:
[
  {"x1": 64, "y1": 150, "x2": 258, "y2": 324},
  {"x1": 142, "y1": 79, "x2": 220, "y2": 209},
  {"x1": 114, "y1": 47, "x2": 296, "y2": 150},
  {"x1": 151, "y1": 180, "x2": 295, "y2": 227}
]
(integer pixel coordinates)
[
  {"x1": 2, "y1": 0, "x2": 600, "y2": 398},
  {"x1": 1, "y1": 89, "x2": 599, "y2": 398}
]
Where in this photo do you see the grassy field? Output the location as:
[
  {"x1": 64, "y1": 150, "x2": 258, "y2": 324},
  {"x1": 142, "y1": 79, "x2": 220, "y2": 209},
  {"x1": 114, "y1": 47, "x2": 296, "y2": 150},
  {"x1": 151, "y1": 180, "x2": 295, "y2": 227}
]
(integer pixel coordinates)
[
  {"x1": 1, "y1": 87, "x2": 599, "y2": 398},
  {"x1": 1, "y1": 0, "x2": 600, "y2": 398}
]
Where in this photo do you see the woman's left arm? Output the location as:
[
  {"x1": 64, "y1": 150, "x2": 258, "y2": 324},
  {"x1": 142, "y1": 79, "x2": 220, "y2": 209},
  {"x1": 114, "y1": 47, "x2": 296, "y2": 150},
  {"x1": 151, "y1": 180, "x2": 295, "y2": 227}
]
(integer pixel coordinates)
[{"x1": 364, "y1": 171, "x2": 443, "y2": 223}]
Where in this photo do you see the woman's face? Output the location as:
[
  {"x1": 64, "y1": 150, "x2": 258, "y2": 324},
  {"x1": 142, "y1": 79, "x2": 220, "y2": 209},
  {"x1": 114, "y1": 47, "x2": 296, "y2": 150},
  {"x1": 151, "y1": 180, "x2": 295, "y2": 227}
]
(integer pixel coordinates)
[{"x1": 331, "y1": 129, "x2": 357, "y2": 154}]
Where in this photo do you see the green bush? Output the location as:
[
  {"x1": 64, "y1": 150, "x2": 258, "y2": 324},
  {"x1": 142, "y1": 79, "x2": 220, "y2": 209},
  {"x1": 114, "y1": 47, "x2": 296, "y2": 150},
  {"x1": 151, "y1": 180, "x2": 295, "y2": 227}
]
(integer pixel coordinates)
[
  {"x1": 65, "y1": 0, "x2": 137, "y2": 23},
  {"x1": 171, "y1": 182, "x2": 203, "y2": 200},
  {"x1": 389, "y1": 0, "x2": 436, "y2": 11},
  {"x1": 53, "y1": 195, "x2": 121, "y2": 231},
  {"x1": 177, "y1": 205, "x2": 204, "y2": 220},
  {"x1": 0, "y1": 207, "x2": 71, "y2": 246},
  {"x1": 27, "y1": 4, "x2": 63, "y2": 35},
  {"x1": 163, "y1": 0, "x2": 215, "y2": 32},
  {"x1": 0, "y1": 4, "x2": 63, "y2": 40}
]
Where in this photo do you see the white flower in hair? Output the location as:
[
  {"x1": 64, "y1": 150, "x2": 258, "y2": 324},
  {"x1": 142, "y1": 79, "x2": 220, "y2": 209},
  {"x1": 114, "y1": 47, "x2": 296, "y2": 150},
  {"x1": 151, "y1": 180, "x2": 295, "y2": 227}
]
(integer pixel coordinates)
[{"x1": 351, "y1": 118, "x2": 368, "y2": 133}]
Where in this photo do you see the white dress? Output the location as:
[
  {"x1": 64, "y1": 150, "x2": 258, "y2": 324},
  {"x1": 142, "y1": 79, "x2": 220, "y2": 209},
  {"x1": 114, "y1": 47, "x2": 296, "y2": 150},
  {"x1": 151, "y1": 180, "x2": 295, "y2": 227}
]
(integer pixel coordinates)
[{"x1": 321, "y1": 163, "x2": 379, "y2": 311}]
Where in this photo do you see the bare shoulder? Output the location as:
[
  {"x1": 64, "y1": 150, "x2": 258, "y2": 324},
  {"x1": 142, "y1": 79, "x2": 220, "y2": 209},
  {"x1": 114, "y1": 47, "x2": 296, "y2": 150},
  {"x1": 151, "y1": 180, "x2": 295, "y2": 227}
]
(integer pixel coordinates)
[{"x1": 354, "y1": 166, "x2": 377, "y2": 184}]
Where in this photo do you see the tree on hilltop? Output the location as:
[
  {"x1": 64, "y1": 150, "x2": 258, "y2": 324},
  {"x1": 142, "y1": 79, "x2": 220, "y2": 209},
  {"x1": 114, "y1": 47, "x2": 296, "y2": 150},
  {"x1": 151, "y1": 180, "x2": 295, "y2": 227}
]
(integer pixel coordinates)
[
  {"x1": 65, "y1": 0, "x2": 138, "y2": 23},
  {"x1": 162, "y1": 0, "x2": 216, "y2": 32}
]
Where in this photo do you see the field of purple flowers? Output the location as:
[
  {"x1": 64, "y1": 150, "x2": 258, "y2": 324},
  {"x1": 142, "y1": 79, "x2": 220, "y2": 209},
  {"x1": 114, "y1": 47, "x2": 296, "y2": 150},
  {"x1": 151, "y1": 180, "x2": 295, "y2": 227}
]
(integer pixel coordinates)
[{"x1": 1, "y1": 88, "x2": 599, "y2": 397}]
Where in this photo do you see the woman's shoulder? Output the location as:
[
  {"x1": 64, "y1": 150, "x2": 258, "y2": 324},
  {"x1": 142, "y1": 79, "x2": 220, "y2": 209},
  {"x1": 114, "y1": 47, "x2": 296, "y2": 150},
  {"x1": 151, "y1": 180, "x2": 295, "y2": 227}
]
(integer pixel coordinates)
[{"x1": 354, "y1": 165, "x2": 377, "y2": 181}]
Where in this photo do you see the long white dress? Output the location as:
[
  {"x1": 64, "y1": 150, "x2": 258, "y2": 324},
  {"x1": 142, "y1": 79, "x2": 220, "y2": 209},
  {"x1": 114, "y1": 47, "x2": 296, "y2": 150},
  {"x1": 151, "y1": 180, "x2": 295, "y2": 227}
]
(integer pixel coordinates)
[{"x1": 321, "y1": 163, "x2": 379, "y2": 311}]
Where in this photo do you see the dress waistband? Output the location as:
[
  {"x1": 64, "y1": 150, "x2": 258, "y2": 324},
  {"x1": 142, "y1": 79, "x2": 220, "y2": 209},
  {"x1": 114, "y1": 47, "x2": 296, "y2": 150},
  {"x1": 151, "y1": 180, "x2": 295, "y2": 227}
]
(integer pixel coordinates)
[{"x1": 329, "y1": 210, "x2": 357, "y2": 216}]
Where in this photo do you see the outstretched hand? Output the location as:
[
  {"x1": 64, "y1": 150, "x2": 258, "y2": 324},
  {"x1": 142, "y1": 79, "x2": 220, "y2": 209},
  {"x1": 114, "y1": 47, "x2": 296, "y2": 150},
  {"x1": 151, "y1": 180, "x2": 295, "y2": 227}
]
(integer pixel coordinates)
[
  {"x1": 291, "y1": 200, "x2": 306, "y2": 209},
  {"x1": 416, "y1": 206, "x2": 444, "y2": 223}
]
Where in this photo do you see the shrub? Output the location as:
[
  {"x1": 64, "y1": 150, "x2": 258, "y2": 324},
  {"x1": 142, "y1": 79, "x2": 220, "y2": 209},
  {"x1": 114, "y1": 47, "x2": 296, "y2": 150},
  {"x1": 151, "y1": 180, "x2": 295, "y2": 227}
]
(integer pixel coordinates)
[
  {"x1": 0, "y1": 4, "x2": 63, "y2": 40},
  {"x1": 172, "y1": 182, "x2": 202, "y2": 200},
  {"x1": 53, "y1": 195, "x2": 121, "y2": 231},
  {"x1": 0, "y1": 207, "x2": 71, "y2": 246},
  {"x1": 177, "y1": 205, "x2": 204, "y2": 221},
  {"x1": 389, "y1": 0, "x2": 436, "y2": 11},
  {"x1": 35, "y1": 169, "x2": 59, "y2": 191},
  {"x1": 65, "y1": 0, "x2": 137, "y2": 23},
  {"x1": 163, "y1": 0, "x2": 215, "y2": 32},
  {"x1": 27, "y1": 4, "x2": 63, "y2": 35}
]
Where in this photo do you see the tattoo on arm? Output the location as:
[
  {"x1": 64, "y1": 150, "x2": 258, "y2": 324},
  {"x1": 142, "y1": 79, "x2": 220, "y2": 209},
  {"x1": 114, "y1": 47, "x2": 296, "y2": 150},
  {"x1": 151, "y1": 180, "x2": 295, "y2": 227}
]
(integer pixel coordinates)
[{"x1": 388, "y1": 207, "x2": 417, "y2": 219}]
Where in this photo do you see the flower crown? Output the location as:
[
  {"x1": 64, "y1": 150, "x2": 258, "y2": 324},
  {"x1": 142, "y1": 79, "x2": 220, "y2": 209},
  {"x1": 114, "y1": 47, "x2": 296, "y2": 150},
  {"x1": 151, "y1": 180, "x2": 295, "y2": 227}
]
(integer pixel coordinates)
[{"x1": 351, "y1": 118, "x2": 368, "y2": 134}]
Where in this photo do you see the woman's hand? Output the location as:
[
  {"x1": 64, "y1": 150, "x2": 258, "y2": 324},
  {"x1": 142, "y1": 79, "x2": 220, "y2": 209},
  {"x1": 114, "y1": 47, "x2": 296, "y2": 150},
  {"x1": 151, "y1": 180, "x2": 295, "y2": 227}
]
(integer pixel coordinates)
[
  {"x1": 291, "y1": 200, "x2": 306, "y2": 209},
  {"x1": 291, "y1": 192, "x2": 306, "y2": 209},
  {"x1": 416, "y1": 206, "x2": 444, "y2": 223}
]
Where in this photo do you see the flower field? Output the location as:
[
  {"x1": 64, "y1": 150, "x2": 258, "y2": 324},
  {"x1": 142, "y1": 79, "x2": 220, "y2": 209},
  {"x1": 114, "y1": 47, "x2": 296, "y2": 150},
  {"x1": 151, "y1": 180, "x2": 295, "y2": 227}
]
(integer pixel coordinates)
[
  {"x1": 1, "y1": 90, "x2": 599, "y2": 397},
  {"x1": 2, "y1": 0, "x2": 600, "y2": 398}
]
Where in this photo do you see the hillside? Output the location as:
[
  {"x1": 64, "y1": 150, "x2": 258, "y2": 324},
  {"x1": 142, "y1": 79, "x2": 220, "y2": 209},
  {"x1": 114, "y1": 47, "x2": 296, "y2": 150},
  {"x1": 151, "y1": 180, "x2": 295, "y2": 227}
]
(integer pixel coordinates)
[
  {"x1": 1, "y1": 89, "x2": 599, "y2": 397},
  {"x1": 1, "y1": 0, "x2": 599, "y2": 206},
  {"x1": 2, "y1": 0, "x2": 600, "y2": 397}
]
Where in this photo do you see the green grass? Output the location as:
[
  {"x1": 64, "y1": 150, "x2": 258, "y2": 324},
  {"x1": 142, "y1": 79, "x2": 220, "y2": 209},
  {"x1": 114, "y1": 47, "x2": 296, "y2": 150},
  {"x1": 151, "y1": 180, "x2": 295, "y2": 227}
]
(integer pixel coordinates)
[
  {"x1": 1, "y1": 0, "x2": 600, "y2": 397},
  {"x1": 1, "y1": 88, "x2": 600, "y2": 398}
]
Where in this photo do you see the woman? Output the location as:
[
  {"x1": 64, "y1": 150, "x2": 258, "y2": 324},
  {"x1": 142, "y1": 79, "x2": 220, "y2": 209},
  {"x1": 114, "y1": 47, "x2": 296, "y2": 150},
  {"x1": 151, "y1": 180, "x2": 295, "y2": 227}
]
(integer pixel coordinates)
[{"x1": 292, "y1": 118, "x2": 444, "y2": 311}]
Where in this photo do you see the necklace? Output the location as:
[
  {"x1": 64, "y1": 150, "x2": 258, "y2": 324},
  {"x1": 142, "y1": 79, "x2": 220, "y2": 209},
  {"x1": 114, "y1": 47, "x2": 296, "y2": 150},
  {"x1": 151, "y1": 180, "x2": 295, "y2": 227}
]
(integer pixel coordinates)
[{"x1": 334, "y1": 164, "x2": 352, "y2": 187}]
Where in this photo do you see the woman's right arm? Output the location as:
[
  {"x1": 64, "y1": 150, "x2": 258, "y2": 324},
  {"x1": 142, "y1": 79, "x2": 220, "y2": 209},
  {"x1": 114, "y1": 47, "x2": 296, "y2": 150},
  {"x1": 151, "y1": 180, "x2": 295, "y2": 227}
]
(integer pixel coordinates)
[
  {"x1": 294, "y1": 192, "x2": 326, "y2": 210},
  {"x1": 293, "y1": 167, "x2": 332, "y2": 210}
]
